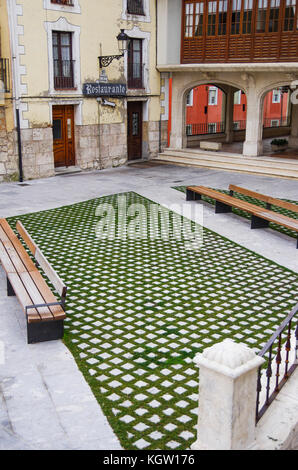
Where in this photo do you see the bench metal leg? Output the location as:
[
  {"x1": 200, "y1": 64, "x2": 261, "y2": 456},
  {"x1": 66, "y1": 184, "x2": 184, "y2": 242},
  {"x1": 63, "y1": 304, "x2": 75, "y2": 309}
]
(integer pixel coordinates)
[
  {"x1": 27, "y1": 319, "x2": 64, "y2": 344},
  {"x1": 251, "y1": 215, "x2": 269, "y2": 229},
  {"x1": 7, "y1": 277, "x2": 15, "y2": 296},
  {"x1": 215, "y1": 200, "x2": 232, "y2": 214},
  {"x1": 186, "y1": 189, "x2": 201, "y2": 201}
]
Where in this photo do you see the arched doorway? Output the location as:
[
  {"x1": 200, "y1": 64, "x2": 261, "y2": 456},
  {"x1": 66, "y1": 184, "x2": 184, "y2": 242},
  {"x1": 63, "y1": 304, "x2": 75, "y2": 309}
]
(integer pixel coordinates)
[{"x1": 184, "y1": 84, "x2": 247, "y2": 153}]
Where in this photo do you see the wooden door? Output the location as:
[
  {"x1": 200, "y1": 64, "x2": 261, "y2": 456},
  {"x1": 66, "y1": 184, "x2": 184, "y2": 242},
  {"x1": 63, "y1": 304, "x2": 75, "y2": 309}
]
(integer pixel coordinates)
[
  {"x1": 52, "y1": 105, "x2": 75, "y2": 167},
  {"x1": 127, "y1": 101, "x2": 143, "y2": 161}
]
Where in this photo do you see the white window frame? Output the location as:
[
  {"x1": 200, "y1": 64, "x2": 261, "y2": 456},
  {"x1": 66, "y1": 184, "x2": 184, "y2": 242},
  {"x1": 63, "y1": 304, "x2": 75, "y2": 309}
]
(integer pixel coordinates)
[
  {"x1": 124, "y1": 26, "x2": 150, "y2": 94},
  {"x1": 272, "y1": 89, "x2": 281, "y2": 103},
  {"x1": 43, "y1": 0, "x2": 81, "y2": 14},
  {"x1": 44, "y1": 17, "x2": 81, "y2": 95},
  {"x1": 271, "y1": 119, "x2": 280, "y2": 127},
  {"x1": 186, "y1": 89, "x2": 194, "y2": 106},
  {"x1": 208, "y1": 86, "x2": 218, "y2": 105},
  {"x1": 234, "y1": 90, "x2": 241, "y2": 105},
  {"x1": 122, "y1": 0, "x2": 151, "y2": 22}
]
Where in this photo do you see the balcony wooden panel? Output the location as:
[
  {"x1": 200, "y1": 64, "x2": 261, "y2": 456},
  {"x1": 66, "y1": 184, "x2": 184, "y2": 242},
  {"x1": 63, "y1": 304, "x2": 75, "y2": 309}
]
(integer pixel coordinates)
[{"x1": 181, "y1": 0, "x2": 298, "y2": 64}]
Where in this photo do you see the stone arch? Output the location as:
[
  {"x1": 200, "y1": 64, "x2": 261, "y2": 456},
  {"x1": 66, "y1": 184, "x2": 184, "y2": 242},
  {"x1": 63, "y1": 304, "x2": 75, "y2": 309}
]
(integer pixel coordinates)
[{"x1": 177, "y1": 78, "x2": 247, "y2": 150}]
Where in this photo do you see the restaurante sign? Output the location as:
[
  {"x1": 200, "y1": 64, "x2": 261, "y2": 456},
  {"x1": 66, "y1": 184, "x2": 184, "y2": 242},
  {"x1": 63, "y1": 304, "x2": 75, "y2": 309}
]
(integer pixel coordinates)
[{"x1": 83, "y1": 82, "x2": 126, "y2": 97}]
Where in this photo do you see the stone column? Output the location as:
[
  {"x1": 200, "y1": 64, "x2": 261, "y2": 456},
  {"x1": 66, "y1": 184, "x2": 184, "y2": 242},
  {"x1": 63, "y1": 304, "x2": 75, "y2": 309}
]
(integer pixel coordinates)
[
  {"x1": 225, "y1": 86, "x2": 235, "y2": 144},
  {"x1": 243, "y1": 87, "x2": 263, "y2": 157},
  {"x1": 191, "y1": 339, "x2": 265, "y2": 450},
  {"x1": 169, "y1": 76, "x2": 185, "y2": 150},
  {"x1": 289, "y1": 103, "x2": 298, "y2": 148}
]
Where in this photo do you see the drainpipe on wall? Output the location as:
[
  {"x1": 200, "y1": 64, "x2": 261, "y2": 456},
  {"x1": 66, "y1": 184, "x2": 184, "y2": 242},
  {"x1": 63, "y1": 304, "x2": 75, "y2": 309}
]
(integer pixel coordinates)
[{"x1": 15, "y1": 106, "x2": 23, "y2": 182}]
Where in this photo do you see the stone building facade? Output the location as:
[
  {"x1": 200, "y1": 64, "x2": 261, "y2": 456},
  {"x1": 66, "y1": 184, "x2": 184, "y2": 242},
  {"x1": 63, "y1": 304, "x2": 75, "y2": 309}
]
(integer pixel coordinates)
[{"x1": 0, "y1": 0, "x2": 162, "y2": 182}]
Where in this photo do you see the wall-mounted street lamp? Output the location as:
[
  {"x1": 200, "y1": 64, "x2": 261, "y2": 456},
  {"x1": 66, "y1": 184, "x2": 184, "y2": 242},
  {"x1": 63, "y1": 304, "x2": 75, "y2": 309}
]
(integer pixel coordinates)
[{"x1": 98, "y1": 29, "x2": 130, "y2": 69}]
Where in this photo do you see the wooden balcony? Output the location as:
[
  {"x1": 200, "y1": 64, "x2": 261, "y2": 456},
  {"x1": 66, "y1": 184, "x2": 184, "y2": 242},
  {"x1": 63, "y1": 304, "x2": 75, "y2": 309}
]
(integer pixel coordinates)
[{"x1": 181, "y1": 0, "x2": 298, "y2": 63}]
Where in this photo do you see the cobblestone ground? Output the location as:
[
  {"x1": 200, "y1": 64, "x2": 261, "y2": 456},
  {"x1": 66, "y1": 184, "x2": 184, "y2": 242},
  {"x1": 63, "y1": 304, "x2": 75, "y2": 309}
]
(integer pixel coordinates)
[{"x1": 7, "y1": 191, "x2": 298, "y2": 450}]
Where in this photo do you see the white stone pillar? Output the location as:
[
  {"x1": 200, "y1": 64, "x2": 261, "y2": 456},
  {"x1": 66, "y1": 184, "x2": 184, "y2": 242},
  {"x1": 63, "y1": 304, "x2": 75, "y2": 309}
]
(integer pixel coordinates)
[
  {"x1": 169, "y1": 77, "x2": 185, "y2": 150},
  {"x1": 289, "y1": 103, "x2": 298, "y2": 148},
  {"x1": 243, "y1": 87, "x2": 263, "y2": 157},
  {"x1": 191, "y1": 339, "x2": 265, "y2": 450}
]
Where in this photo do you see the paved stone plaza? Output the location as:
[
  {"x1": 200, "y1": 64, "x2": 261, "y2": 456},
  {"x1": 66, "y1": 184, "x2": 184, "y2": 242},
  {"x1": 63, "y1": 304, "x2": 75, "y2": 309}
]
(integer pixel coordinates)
[{"x1": 0, "y1": 163, "x2": 297, "y2": 450}]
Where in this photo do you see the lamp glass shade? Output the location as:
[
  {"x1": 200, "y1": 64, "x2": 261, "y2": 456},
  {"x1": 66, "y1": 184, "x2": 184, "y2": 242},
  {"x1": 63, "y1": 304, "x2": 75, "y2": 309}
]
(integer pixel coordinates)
[{"x1": 117, "y1": 29, "x2": 129, "y2": 54}]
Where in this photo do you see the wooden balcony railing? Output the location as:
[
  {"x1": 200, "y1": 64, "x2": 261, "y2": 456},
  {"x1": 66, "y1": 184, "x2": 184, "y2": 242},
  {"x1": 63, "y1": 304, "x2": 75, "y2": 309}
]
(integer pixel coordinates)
[{"x1": 182, "y1": 0, "x2": 298, "y2": 63}]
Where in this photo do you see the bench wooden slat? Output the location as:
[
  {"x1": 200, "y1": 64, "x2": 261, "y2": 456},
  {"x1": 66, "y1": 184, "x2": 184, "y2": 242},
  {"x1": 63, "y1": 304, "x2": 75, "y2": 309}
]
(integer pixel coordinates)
[
  {"x1": 15, "y1": 221, "x2": 37, "y2": 256},
  {"x1": 187, "y1": 186, "x2": 298, "y2": 233},
  {"x1": 229, "y1": 185, "x2": 270, "y2": 204},
  {"x1": 35, "y1": 248, "x2": 66, "y2": 299},
  {"x1": 1, "y1": 238, "x2": 28, "y2": 274},
  {"x1": 257, "y1": 210, "x2": 298, "y2": 232},
  {"x1": 0, "y1": 221, "x2": 37, "y2": 273},
  {"x1": 30, "y1": 271, "x2": 66, "y2": 321},
  {"x1": 19, "y1": 271, "x2": 55, "y2": 321},
  {"x1": 15, "y1": 221, "x2": 67, "y2": 299},
  {"x1": 229, "y1": 184, "x2": 298, "y2": 214},
  {"x1": 0, "y1": 241, "x2": 16, "y2": 273},
  {"x1": 7, "y1": 272, "x2": 41, "y2": 322}
]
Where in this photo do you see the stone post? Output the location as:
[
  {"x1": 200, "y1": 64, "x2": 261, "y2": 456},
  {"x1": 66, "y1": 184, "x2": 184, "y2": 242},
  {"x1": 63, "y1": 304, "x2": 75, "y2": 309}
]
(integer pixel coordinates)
[{"x1": 191, "y1": 339, "x2": 265, "y2": 450}]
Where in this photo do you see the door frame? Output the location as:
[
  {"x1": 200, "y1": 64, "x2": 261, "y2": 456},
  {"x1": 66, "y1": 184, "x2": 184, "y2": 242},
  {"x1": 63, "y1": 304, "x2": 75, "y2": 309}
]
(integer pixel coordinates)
[
  {"x1": 127, "y1": 100, "x2": 143, "y2": 161},
  {"x1": 51, "y1": 103, "x2": 77, "y2": 168}
]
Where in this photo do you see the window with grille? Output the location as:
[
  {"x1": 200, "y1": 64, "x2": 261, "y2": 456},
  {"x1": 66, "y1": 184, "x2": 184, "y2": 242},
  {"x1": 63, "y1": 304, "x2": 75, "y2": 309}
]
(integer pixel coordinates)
[
  {"x1": 127, "y1": 0, "x2": 144, "y2": 15},
  {"x1": 269, "y1": 0, "x2": 280, "y2": 32},
  {"x1": 284, "y1": 0, "x2": 296, "y2": 30},
  {"x1": 218, "y1": 0, "x2": 228, "y2": 35},
  {"x1": 207, "y1": 1, "x2": 217, "y2": 36},
  {"x1": 52, "y1": 31, "x2": 74, "y2": 89},
  {"x1": 208, "y1": 87, "x2": 218, "y2": 105},
  {"x1": 127, "y1": 39, "x2": 143, "y2": 89},
  {"x1": 243, "y1": 0, "x2": 253, "y2": 33},
  {"x1": 272, "y1": 89, "x2": 281, "y2": 102},
  {"x1": 51, "y1": 0, "x2": 74, "y2": 5}
]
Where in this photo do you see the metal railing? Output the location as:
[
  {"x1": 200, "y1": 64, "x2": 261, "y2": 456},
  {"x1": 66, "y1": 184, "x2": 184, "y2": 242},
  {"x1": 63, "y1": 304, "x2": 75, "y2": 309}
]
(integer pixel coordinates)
[
  {"x1": 53, "y1": 59, "x2": 75, "y2": 89},
  {"x1": 51, "y1": 0, "x2": 74, "y2": 5},
  {"x1": 127, "y1": 0, "x2": 145, "y2": 15},
  {"x1": 186, "y1": 121, "x2": 225, "y2": 136},
  {"x1": 127, "y1": 62, "x2": 144, "y2": 89},
  {"x1": 186, "y1": 117, "x2": 291, "y2": 136},
  {"x1": 0, "y1": 58, "x2": 10, "y2": 92},
  {"x1": 256, "y1": 302, "x2": 298, "y2": 423},
  {"x1": 263, "y1": 116, "x2": 291, "y2": 128}
]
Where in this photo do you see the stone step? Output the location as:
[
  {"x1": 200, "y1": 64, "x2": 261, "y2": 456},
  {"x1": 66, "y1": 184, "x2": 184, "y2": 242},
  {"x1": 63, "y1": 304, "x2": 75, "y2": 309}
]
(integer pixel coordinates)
[
  {"x1": 161, "y1": 149, "x2": 298, "y2": 169},
  {"x1": 153, "y1": 153, "x2": 298, "y2": 179}
]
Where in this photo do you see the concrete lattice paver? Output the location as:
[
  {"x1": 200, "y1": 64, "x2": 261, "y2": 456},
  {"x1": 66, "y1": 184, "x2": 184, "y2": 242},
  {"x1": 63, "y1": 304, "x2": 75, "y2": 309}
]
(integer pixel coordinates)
[{"x1": 5, "y1": 190, "x2": 298, "y2": 450}]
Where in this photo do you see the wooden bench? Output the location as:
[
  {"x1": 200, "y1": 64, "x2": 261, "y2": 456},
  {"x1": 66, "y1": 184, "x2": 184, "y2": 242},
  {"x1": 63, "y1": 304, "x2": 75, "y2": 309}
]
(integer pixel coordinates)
[
  {"x1": 186, "y1": 185, "x2": 298, "y2": 248},
  {"x1": 229, "y1": 184, "x2": 298, "y2": 215},
  {"x1": 0, "y1": 219, "x2": 67, "y2": 343}
]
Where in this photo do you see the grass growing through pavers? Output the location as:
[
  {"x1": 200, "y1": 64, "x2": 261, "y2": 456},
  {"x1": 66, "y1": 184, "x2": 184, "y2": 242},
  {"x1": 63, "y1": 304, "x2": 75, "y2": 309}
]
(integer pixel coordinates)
[
  {"x1": 6, "y1": 191, "x2": 298, "y2": 450},
  {"x1": 173, "y1": 186, "x2": 298, "y2": 240}
]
